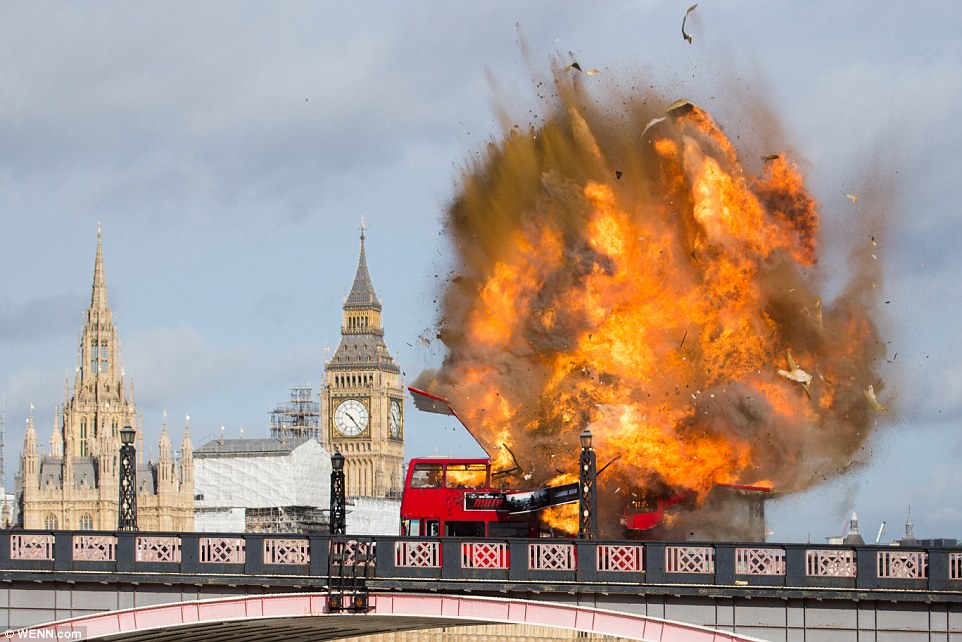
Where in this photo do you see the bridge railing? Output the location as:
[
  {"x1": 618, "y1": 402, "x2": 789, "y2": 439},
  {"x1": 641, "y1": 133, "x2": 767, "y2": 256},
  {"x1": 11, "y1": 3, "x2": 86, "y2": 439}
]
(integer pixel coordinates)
[
  {"x1": 3, "y1": 531, "x2": 335, "y2": 577},
  {"x1": 0, "y1": 530, "x2": 959, "y2": 593}
]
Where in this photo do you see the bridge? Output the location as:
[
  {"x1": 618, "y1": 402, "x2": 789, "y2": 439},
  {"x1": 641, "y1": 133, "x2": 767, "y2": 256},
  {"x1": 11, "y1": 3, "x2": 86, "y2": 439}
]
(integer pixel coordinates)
[{"x1": 0, "y1": 530, "x2": 959, "y2": 641}]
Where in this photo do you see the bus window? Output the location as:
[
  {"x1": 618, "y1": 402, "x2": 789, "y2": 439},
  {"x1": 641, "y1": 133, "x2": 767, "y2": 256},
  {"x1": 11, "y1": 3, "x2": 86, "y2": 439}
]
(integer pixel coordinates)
[
  {"x1": 444, "y1": 521, "x2": 485, "y2": 537},
  {"x1": 401, "y1": 519, "x2": 420, "y2": 536},
  {"x1": 424, "y1": 520, "x2": 440, "y2": 537},
  {"x1": 411, "y1": 463, "x2": 443, "y2": 488},
  {"x1": 444, "y1": 463, "x2": 487, "y2": 489}
]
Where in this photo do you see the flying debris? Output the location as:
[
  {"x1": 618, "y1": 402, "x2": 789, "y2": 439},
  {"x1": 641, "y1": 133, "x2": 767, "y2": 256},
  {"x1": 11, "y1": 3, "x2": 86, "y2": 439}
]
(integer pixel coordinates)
[
  {"x1": 864, "y1": 385, "x2": 888, "y2": 412},
  {"x1": 666, "y1": 98, "x2": 697, "y2": 117},
  {"x1": 778, "y1": 350, "x2": 813, "y2": 388},
  {"x1": 847, "y1": 193, "x2": 860, "y2": 204},
  {"x1": 762, "y1": 154, "x2": 780, "y2": 162},
  {"x1": 682, "y1": 3, "x2": 698, "y2": 44},
  {"x1": 614, "y1": 170, "x2": 624, "y2": 180},
  {"x1": 640, "y1": 116, "x2": 666, "y2": 140},
  {"x1": 564, "y1": 62, "x2": 599, "y2": 75}
]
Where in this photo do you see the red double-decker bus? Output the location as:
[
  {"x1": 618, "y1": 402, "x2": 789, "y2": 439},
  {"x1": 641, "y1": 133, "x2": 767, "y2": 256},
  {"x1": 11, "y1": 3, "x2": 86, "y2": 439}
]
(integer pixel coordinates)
[
  {"x1": 397, "y1": 454, "x2": 706, "y2": 539},
  {"x1": 399, "y1": 456, "x2": 546, "y2": 538}
]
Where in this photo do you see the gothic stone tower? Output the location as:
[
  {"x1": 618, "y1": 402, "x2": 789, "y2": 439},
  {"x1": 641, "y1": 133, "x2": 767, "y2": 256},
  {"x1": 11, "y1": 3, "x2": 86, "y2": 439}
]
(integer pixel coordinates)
[
  {"x1": 322, "y1": 225, "x2": 404, "y2": 498},
  {"x1": 17, "y1": 227, "x2": 194, "y2": 530}
]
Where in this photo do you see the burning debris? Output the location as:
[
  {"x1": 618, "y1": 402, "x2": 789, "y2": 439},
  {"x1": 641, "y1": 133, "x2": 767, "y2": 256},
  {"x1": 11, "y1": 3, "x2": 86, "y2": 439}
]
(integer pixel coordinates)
[
  {"x1": 418, "y1": 65, "x2": 887, "y2": 537},
  {"x1": 778, "y1": 350, "x2": 813, "y2": 389},
  {"x1": 864, "y1": 385, "x2": 888, "y2": 412},
  {"x1": 564, "y1": 62, "x2": 599, "y2": 76}
]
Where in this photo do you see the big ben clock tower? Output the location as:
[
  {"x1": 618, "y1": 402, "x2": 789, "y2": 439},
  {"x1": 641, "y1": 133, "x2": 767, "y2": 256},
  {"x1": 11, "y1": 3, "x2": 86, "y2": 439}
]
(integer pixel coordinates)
[{"x1": 322, "y1": 222, "x2": 404, "y2": 498}]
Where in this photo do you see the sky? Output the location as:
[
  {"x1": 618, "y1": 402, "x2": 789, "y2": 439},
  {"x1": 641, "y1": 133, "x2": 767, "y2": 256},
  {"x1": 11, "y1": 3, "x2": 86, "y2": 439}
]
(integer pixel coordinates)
[{"x1": 2, "y1": 1, "x2": 961, "y2": 543}]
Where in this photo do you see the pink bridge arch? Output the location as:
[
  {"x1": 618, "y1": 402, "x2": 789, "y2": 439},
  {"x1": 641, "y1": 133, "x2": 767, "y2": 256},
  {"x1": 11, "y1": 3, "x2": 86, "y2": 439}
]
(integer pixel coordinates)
[{"x1": 16, "y1": 592, "x2": 769, "y2": 642}]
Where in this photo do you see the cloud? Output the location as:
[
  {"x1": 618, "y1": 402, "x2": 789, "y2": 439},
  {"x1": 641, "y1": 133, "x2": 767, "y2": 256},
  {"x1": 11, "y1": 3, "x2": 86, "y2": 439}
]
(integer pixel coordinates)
[
  {"x1": 120, "y1": 326, "x2": 328, "y2": 440},
  {"x1": 924, "y1": 363, "x2": 962, "y2": 416},
  {"x1": 0, "y1": 3, "x2": 510, "y2": 233},
  {"x1": 122, "y1": 327, "x2": 263, "y2": 409},
  {"x1": 928, "y1": 505, "x2": 962, "y2": 529},
  {"x1": 0, "y1": 294, "x2": 85, "y2": 343},
  {"x1": 2, "y1": 366, "x2": 67, "y2": 421},
  {"x1": 2, "y1": 366, "x2": 74, "y2": 461},
  {"x1": 913, "y1": 462, "x2": 962, "y2": 537}
]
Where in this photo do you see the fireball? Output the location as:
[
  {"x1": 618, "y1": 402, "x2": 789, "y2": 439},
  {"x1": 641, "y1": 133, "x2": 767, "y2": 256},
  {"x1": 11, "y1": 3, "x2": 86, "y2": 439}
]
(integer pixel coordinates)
[{"x1": 419, "y1": 65, "x2": 886, "y2": 537}]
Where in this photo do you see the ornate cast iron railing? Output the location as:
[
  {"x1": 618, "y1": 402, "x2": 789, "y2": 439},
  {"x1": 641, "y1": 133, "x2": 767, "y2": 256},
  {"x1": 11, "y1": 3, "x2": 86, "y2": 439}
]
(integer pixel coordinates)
[{"x1": 0, "y1": 531, "x2": 958, "y2": 596}]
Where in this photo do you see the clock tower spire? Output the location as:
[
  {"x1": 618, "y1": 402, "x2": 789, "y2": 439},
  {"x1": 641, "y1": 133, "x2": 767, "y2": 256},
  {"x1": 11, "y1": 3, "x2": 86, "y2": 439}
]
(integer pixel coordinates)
[{"x1": 322, "y1": 222, "x2": 404, "y2": 498}]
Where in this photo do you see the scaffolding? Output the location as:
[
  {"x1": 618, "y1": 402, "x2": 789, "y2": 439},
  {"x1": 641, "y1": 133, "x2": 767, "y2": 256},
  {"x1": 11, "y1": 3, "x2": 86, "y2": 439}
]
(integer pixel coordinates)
[
  {"x1": 245, "y1": 506, "x2": 329, "y2": 534},
  {"x1": 269, "y1": 386, "x2": 320, "y2": 440},
  {"x1": 193, "y1": 433, "x2": 332, "y2": 534}
]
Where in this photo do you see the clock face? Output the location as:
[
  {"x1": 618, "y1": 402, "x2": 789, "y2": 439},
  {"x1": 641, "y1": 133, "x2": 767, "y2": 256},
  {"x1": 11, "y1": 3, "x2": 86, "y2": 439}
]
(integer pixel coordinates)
[
  {"x1": 389, "y1": 400, "x2": 401, "y2": 438},
  {"x1": 334, "y1": 399, "x2": 369, "y2": 436}
]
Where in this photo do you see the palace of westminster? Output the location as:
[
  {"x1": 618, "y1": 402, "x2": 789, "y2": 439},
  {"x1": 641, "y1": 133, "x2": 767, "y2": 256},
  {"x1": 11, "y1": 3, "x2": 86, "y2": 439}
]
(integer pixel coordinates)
[{"x1": 12, "y1": 224, "x2": 406, "y2": 531}]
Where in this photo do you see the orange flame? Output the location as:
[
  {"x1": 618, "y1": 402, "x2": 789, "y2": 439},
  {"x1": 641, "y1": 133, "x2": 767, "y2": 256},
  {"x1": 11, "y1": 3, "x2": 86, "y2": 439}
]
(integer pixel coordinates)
[
  {"x1": 421, "y1": 72, "x2": 886, "y2": 537},
  {"x1": 540, "y1": 472, "x2": 579, "y2": 535}
]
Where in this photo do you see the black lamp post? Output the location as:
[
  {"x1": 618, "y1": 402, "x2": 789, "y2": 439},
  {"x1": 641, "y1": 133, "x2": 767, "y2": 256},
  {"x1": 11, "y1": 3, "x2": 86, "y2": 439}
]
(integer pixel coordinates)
[
  {"x1": 578, "y1": 428, "x2": 598, "y2": 540},
  {"x1": 329, "y1": 450, "x2": 346, "y2": 535},
  {"x1": 118, "y1": 424, "x2": 138, "y2": 531}
]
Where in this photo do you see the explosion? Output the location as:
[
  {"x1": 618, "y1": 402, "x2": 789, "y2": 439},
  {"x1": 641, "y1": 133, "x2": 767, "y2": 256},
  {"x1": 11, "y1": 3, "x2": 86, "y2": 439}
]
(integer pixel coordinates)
[{"x1": 418, "y1": 65, "x2": 886, "y2": 537}]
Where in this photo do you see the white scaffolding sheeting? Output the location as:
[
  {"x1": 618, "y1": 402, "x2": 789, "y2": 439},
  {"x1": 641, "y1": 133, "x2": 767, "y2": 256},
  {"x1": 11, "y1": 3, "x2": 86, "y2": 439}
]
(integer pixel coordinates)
[
  {"x1": 346, "y1": 497, "x2": 401, "y2": 536},
  {"x1": 194, "y1": 438, "x2": 332, "y2": 510},
  {"x1": 195, "y1": 507, "x2": 245, "y2": 532}
]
